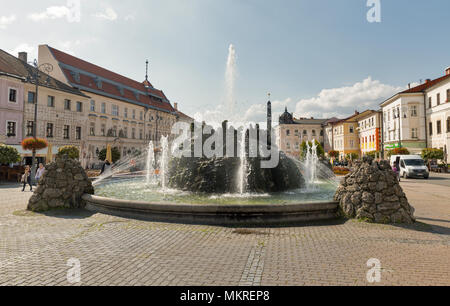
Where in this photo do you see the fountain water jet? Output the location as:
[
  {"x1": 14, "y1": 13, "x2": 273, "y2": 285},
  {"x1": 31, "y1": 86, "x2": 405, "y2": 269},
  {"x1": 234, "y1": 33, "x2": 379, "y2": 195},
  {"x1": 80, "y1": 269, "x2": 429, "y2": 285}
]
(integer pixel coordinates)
[
  {"x1": 160, "y1": 136, "x2": 169, "y2": 189},
  {"x1": 304, "y1": 140, "x2": 319, "y2": 191},
  {"x1": 238, "y1": 127, "x2": 248, "y2": 194},
  {"x1": 225, "y1": 44, "x2": 237, "y2": 118},
  {"x1": 146, "y1": 141, "x2": 155, "y2": 185}
]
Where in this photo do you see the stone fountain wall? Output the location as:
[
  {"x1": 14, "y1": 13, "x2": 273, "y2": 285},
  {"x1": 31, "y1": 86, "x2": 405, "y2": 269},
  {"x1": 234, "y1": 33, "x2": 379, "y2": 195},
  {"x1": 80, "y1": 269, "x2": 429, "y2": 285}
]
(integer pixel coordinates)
[
  {"x1": 334, "y1": 157, "x2": 415, "y2": 224},
  {"x1": 27, "y1": 155, "x2": 94, "y2": 212}
]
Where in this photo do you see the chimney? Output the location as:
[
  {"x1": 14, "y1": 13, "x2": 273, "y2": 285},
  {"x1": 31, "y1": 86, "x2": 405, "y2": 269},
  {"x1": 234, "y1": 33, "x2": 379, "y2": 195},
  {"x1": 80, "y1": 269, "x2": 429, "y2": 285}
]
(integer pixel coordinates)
[
  {"x1": 425, "y1": 79, "x2": 431, "y2": 84},
  {"x1": 174, "y1": 102, "x2": 178, "y2": 110},
  {"x1": 355, "y1": 111, "x2": 359, "y2": 115},
  {"x1": 446, "y1": 67, "x2": 450, "y2": 76},
  {"x1": 18, "y1": 52, "x2": 27, "y2": 63}
]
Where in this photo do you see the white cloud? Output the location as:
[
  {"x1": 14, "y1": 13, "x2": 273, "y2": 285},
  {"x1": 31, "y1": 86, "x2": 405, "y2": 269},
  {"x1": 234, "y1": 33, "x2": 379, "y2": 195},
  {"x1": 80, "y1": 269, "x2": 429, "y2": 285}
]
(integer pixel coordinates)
[
  {"x1": 28, "y1": 6, "x2": 70, "y2": 21},
  {"x1": 293, "y1": 77, "x2": 405, "y2": 119},
  {"x1": 93, "y1": 7, "x2": 118, "y2": 21},
  {"x1": 0, "y1": 15, "x2": 16, "y2": 29},
  {"x1": 124, "y1": 14, "x2": 135, "y2": 21},
  {"x1": 193, "y1": 77, "x2": 406, "y2": 127}
]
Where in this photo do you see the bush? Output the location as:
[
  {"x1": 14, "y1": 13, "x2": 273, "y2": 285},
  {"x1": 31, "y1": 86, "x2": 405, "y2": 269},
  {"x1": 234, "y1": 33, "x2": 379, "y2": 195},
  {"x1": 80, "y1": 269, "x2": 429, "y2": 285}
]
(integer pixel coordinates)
[
  {"x1": 366, "y1": 151, "x2": 380, "y2": 159},
  {"x1": 300, "y1": 140, "x2": 324, "y2": 159},
  {"x1": 98, "y1": 147, "x2": 121, "y2": 163},
  {"x1": 421, "y1": 148, "x2": 444, "y2": 162},
  {"x1": 21, "y1": 137, "x2": 48, "y2": 151},
  {"x1": 345, "y1": 153, "x2": 359, "y2": 161},
  {"x1": 0, "y1": 144, "x2": 21, "y2": 165},
  {"x1": 387, "y1": 147, "x2": 410, "y2": 158},
  {"x1": 57, "y1": 145, "x2": 80, "y2": 160}
]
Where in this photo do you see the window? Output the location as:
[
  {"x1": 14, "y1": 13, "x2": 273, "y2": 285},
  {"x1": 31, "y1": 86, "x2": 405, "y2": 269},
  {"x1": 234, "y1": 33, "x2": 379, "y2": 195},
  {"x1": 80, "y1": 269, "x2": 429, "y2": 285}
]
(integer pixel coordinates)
[
  {"x1": 411, "y1": 128, "x2": 418, "y2": 139},
  {"x1": 320, "y1": 130, "x2": 324, "y2": 136},
  {"x1": 26, "y1": 121, "x2": 34, "y2": 136},
  {"x1": 76, "y1": 127, "x2": 81, "y2": 140},
  {"x1": 123, "y1": 127, "x2": 128, "y2": 138},
  {"x1": 90, "y1": 100, "x2": 95, "y2": 112},
  {"x1": 294, "y1": 130, "x2": 299, "y2": 136},
  {"x1": 76, "y1": 101, "x2": 83, "y2": 112},
  {"x1": 447, "y1": 89, "x2": 450, "y2": 102},
  {"x1": 429, "y1": 122, "x2": 433, "y2": 136},
  {"x1": 429, "y1": 97, "x2": 432, "y2": 108},
  {"x1": 312, "y1": 130, "x2": 316, "y2": 136},
  {"x1": 437, "y1": 120, "x2": 442, "y2": 134},
  {"x1": 140, "y1": 111, "x2": 143, "y2": 121},
  {"x1": 437, "y1": 93, "x2": 440, "y2": 106},
  {"x1": 101, "y1": 103, "x2": 106, "y2": 114},
  {"x1": 47, "y1": 96, "x2": 55, "y2": 107},
  {"x1": 124, "y1": 108, "x2": 128, "y2": 118},
  {"x1": 410, "y1": 105, "x2": 417, "y2": 117},
  {"x1": 132, "y1": 109, "x2": 136, "y2": 119},
  {"x1": 286, "y1": 129, "x2": 290, "y2": 136},
  {"x1": 90, "y1": 122, "x2": 95, "y2": 136},
  {"x1": 101, "y1": 124, "x2": 106, "y2": 136},
  {"x1": 349, "y1": 126, "x2": 354, "y2": 133},
  {"x1": 139, "y1": 129, "x2": 143, "y2": 140},
  {"x1": 8, "y1": 88, "x2": 17, "y2": 103},
  {"x1": 447, "y1": 117, "x2": 450, "y2": 133},
  {"x1": 350, "y1": 140, "x2": 354, "y2": 147},
  {"x1": 46, "y1": 123, "x2": 54, "y2": 138},
  {"x1": 132, "y1": 128, "x2": 136, "y2": 139},
  {"x1": 28, "y1": 92, "x2": 36, "y2": 104},
  {"x1": 6, "y1": 121, "x2": 16, "y2": 137},
  {"x1": 112, "y1": 105, "x2": 119, "y2": 116},
  {"x1": 64, "y1": 125, "x2": 70, "y2": 139},
  {"x1": 303, "y1": 130, "x2": 307, "y2": 135},
  {"x1": 64, "y1": 99, "x2": 71, "y2": 110}
]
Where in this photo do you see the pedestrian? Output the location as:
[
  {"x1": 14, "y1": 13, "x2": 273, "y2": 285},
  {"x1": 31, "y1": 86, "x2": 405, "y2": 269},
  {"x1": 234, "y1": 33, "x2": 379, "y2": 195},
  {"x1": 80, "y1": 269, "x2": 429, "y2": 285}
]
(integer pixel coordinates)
[
  {"x1": 21, "y1": 165, "x2": 33, "y2": 192},
  {"x1": 100, "y1": 160, "x2": 111, "y2": 175},
  {"x1": 35, "y1": 163, "x2": 45, "y2": 183},
  {"x1": 392, "y1": 162, "x2": 400, "y2": 182}
]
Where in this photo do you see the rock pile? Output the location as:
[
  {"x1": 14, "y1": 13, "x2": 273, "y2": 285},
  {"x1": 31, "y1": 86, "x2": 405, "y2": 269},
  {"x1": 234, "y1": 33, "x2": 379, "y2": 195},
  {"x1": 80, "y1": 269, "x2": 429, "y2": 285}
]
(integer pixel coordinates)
[
  {"x1": 27, "y1": 155, "x2": 94, "y2": 212},
  {"x1": 334, "y1": 156, "x2": 415, "y2": 224}
]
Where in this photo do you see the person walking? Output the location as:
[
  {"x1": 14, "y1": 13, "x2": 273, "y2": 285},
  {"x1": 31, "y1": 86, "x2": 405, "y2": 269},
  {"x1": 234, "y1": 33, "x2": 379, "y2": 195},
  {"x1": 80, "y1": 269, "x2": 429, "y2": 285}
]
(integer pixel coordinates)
[
  {"x1": 35, "y1": 163, "x2": 45, "y2": 183},
  {"x1": 21, "y1": 165, "x2": 33, "y2": 192}
]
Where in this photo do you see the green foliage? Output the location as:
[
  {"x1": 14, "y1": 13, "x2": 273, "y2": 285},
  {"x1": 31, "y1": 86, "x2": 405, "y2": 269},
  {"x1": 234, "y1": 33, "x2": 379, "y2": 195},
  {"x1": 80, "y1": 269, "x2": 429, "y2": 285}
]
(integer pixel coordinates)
[
  {"x1": 98, "y1": 147, "x2": 121, "y2": 163},
  {"x1": 421, "y1": 148, "x2": 444, "y2": 161},
  {"x1": 0, "y1": 144, "x2": 21, "y2": 165},
  {"x1": 345, "y1": 153, "x2": 359, "y2": 160},
  {"x1": 57, "y1": 145, "x2": 80, "y2": 159},
  {"x1": 300, "y1": 140, "x2": 324, "y2": 159},
  {"x1": 366, "y1": 151, "x2": 380, "y2": 159},
  {"x1": 387, "y1": 147, "x2": 410, "y2": 158}
]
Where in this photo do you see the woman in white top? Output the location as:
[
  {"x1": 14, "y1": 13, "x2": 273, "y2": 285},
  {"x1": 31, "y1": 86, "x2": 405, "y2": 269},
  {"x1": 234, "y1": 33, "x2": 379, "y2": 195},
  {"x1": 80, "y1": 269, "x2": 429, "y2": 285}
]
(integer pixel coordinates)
[{"x1": 35, "y1": 163, "x2": 45, "y2": 182}]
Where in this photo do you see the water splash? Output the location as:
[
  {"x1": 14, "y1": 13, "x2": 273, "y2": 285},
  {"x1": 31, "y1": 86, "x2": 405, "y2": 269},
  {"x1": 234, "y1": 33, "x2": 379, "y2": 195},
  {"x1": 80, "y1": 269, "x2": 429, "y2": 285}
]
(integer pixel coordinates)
[
  {"x1": 304, "y1": 140, "x2": 319, "y2": 191},
  {"x1": 238, "y1": 127, "x2": 248, "y2": 194},
  {"x1": 225, "y1": 44, "x2": 237, "y2": 118},
  {"x1": 146, "y1": 141, "x2": 155, "y2": 185},
  {"x1": 160, "y1": 135, "x2": 169, "y2": 190}
]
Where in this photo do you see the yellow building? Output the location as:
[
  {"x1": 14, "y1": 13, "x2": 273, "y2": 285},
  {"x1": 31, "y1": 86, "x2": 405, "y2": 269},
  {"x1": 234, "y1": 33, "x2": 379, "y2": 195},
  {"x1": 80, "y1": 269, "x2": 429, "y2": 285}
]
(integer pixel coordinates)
[{"x1": 330, "y1": 111, "x2": 367, "y2": 160}]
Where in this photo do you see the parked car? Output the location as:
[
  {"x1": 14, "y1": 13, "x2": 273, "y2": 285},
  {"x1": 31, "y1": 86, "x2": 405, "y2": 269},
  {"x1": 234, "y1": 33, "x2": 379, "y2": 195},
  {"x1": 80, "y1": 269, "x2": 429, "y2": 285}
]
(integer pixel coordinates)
[{"x1": 390, "y1": 155, "x2": 429, "y2": 179}]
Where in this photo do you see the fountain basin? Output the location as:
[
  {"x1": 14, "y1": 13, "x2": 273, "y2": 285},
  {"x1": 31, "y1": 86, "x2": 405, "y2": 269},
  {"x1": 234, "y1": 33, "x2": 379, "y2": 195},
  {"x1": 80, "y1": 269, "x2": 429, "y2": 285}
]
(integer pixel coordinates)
[{"x1": 82, "y1": 194, "x2": 339, "y2": 226}]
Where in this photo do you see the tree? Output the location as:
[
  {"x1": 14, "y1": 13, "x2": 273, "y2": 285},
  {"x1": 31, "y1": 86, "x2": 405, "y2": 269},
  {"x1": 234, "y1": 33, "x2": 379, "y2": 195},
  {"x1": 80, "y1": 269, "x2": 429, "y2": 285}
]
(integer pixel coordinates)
[
  {"x1": 300, "y1": 140, "x2": 324, "y2": 159},
  {"x1": 345, "y1": 153, "x2": 359, "y2": 161},
  {"x1": 421, "y1": 148, "x2": 444, "y2": 162},
  {"x1": 366, "y1": 151, "x2": 380, "y2": 159},
  {"x1": 387, "y1": 147, "x2": 410, "y2": 158},
  {"x1": 57, "y1": 146, "x2": 80, "y2": 160},
  {"x1": 328, "y1": 150, "x2": 339, "y2": 159},
  {"x1": 98, "y1": 147, "x2": 121, "y2": 163},
  {"x1": 0, "y1": 144, "x2": 21, "y2": 165}
]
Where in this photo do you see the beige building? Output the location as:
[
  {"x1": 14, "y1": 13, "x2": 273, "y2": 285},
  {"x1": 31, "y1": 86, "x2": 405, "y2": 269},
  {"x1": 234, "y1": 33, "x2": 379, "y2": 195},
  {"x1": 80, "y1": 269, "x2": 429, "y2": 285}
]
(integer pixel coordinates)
[
  {"x1": 275, "y1": 108, "x2": 327, "y2": 158},
  {"x1": 38, "y1": 45, "x2": 180, "y2": 165},
  {"x1": 0, "y1": 49, "x2": 89, "y2": 164},
  {"x1": 355, "y1": 110, "x2": 382, "y2": 157},
  {"x1": 330, "y1": 111, "x2": 365, "y2": 160}
]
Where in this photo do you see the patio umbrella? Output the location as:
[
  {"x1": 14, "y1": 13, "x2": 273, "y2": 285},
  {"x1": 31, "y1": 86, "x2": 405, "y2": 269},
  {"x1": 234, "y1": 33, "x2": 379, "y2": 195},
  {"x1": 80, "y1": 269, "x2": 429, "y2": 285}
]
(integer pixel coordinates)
[
  {"x1": 46, "y1": 143, "x2": 53, "y2": 165},
  {"x1": 106, "y1": 144, "x2": 112, "y2": 163}
]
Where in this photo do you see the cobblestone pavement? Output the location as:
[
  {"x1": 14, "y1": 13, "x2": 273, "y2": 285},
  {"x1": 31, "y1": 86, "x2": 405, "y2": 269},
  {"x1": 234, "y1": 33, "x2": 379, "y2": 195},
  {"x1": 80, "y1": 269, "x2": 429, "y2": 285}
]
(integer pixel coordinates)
[{"x1": 0, "y1": 175, "x2": 449, "y2": 286}]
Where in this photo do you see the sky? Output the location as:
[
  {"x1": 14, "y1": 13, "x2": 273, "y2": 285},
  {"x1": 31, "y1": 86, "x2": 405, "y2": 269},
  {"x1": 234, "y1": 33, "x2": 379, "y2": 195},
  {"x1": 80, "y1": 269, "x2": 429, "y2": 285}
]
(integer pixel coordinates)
[{"x1": 1, "y1": 0, "x2": 449, "y2": 124}]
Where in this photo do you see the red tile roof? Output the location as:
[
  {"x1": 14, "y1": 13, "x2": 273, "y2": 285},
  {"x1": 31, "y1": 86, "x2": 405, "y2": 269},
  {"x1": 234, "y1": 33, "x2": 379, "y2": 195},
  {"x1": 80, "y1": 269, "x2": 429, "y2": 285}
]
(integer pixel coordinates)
[
  {"x1": 401, "y1": 74, "x2": 450, "y2": 94},
  {"x1": 47, "y1": 46, "x2": 175, "y2": 113}
]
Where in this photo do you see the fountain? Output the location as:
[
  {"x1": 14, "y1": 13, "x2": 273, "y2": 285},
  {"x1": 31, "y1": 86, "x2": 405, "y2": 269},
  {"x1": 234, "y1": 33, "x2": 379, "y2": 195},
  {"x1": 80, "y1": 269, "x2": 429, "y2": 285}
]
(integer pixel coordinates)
[
  {"x1": 238, "y1": 127, "x2": 248, "y2": 194},
  {"x1": 160, "y1": 136, "x2": 169, "y2": 189},
  {"x1": 304, "y1": 140, "x2": 319, "y2": 191},
  {"x1": 146, "y1": 141, "x2": 155, "y2": 185},
  {"x1": 225, "y1": 44, "x2": 237, "y2": 118}
]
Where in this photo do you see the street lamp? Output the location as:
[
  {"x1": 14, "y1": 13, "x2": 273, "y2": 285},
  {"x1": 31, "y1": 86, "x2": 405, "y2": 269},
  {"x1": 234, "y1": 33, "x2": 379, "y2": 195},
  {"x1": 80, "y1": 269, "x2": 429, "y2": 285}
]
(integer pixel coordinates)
[{"x1": 26, "y1": 59, "x2": 53, "y2": 184}]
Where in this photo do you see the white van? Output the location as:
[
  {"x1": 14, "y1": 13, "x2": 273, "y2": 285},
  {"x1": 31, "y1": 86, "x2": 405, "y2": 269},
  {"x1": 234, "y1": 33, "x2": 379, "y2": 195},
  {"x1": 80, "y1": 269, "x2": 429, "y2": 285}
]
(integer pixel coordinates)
[{"x1": 390, "y1": 155, "x2": 429, "y2": 179}]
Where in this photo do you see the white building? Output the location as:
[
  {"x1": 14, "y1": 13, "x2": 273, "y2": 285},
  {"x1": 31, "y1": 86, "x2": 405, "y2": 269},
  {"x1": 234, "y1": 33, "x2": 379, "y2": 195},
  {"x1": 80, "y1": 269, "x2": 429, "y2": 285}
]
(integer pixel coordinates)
[{"x1": 381, "y1": 67, "x2": 450, "y2": 162}]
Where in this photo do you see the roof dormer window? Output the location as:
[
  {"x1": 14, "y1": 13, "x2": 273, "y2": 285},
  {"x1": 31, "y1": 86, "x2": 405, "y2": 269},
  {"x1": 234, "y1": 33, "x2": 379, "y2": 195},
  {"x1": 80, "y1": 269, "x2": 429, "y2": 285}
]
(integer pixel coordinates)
[
  {"x1": 70, "y1": 71, "x2": 80, "y2": 83},
  {"x1": 94, "y1": 77, "x2": 102, "y2": 89}
]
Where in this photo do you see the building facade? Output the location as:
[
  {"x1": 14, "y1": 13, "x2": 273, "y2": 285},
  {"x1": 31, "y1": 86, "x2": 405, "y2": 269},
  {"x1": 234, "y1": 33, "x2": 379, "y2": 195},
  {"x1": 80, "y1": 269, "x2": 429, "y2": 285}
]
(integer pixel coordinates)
[
  {"x1": 381, "y1": 67, "x2": 450, "y2": 161},
  {"x1": 356, "y1": 110, "x2": 382, "y2": 156},
  {"x1": 0, "y1": 49, "x2": 89, "y2": 164},
  {"x1": 275, "y1": 108, "x2": 327, "y2": 158},
  {"x1": 0, "y1": 70, "x2": 24, "y2": 146},
  {"x1": 38, "y1": 44, "x2": 179, "y2": 165},
  {"x1": 330, "y1": 111, "x2": 364, "y2": 160}
]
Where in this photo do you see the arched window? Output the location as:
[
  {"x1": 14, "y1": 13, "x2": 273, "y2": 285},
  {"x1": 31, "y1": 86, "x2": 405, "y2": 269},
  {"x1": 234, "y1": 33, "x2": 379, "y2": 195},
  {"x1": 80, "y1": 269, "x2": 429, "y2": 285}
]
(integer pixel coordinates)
[{"x1": 447, "y1": 117, "x2": 450, "y2": 133}]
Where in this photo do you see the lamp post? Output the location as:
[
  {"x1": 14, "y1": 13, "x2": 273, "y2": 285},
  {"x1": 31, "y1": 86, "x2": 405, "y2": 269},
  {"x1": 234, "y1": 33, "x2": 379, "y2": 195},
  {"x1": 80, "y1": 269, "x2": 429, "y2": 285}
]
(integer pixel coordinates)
[{"x1": 26, "y1": 59, "x2": 53, "y2": 184}]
